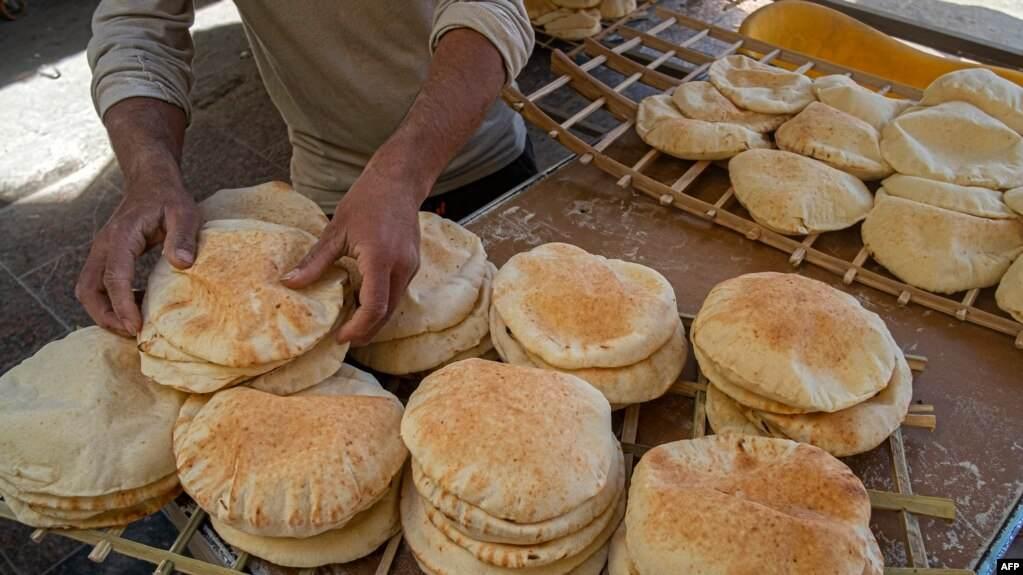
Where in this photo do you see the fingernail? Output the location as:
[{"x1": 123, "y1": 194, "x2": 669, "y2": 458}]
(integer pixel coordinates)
[
  {"x1": 175, "y1": 249, "x2": 194, "y2": 264},
  {"x1": 281, "y1": 270, "x2": 297, "y2": 281}
]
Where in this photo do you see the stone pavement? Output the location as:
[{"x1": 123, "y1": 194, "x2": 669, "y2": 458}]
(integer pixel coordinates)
[{"x1": 0, "y1": 0, "x2": 1019, "y2": 573}]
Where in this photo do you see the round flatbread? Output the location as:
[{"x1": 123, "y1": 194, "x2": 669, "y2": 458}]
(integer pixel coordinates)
[
  {"x1": 636, "y1": 94, "x2": 772, "y2": 161},
  {"x1": 812, "y1": 74, "x2": 914, "y2": 131},
  {"x1": 920, "y1": 68, "x2": 1023, "y2": 135},
  {"x1": 402, "y1": 359, "x2": 616, "y2": 523},
  {"x1": 0, "y1": 328, "x2": 185, "y2": 497},
  {"x1": 694, "y1": 344, "x2": 810, "y2": 415},
  {"x1": 245, "y1": 335, "x2": 350, "y2": 395},
  {"x1": 199, "y1": 181, "x2": 329, "y2": 237},
  {"x1": 492, "y1": 243, "x2": 678, "y2": 369},
  {"x1": 881, "y1": 174, "x2": 1015, "y2": 219},
  {"x1": 776, "y1": 102, "x2": 893, "y2": 180},
  {"x1": 996, "y1": 256, "x2": 1023, "y2": 323},
  {"x1": 599, "y1": 0, "x2": 635, "y2": 20},
  {"x1": 626, "y1": 436, "x2": 882, "y2": 575},
  {"x1": 371, "y1": 212, "x2": 488, "y2": 342},
  {"x1": 210, "y1": 477, "x2": 401, "y2": 568},
  {"x1": 8, "y1": 473, "x2": 179, "y2": 513},
  {"x1": 708, "y1": 55, "x2": 814, "y2": 114},
  {"x1": 1007, "y1": 187, "x2": 1023, "y2": 215},
  {"x1": 174, "y1": 387, "x2": 407, "y2": 537},
  {"x1": 880, "y1": 101, "x2": 1023, "y2": 189},
  {"x1": 705, "y1": 385, "x2": 768, "y2": 437},
  {"x1": 862, "y1": 191, "x2": 1023, "y2": 293},
  {"x1": 537, "y1": 9, "x2": 601, "y2": 40},
  {"x1": 692, "y1": 272, "x2": 896, "y2": 413},
  {"x1": 607, "y1": 522, "x2": 639, "y2": 575},
  {"x1": 3, "y1": 484, "x2": 181, "y2": 529},
  {"x1": 139, "y1": 352, "x2": 285, "y2": 394},
  {"x1": 141, "y1": 219, "x2": 346, "y2": 367},
  {"x1": 671, "y1": 81, "x2": 790, "y2": 133},
  {"x1": 729, "y1": 149, "x2": 874, "y2": 235}
]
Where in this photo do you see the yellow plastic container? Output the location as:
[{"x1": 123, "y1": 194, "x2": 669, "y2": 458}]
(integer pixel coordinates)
[{"x1": 738, "y1": 0, "x2": 1023, "y2": 89}]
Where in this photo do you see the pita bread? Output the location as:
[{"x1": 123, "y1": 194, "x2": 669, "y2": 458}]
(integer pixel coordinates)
[
  {"x1": 199, "y1": 181, "x2": 328, "y2": 237},
  {"x1": 413, "y1": 446, "x2": 624, "y2": 546},
  {"x1": 293, "y1": 363, "x2": 398, "y2": 401},
  {"x1": 996, "y1": 256, "x2": 1023, "y2": 323},
  {"x1": 812, "y1": 75, "x2": 914, "y2": 131},
  {"x1": 636, "y1": 94, "x2": 772, "y2": 160},
  {"x1": 599, "y1": 0, "x2": 635, "y2": 19},
  {"x1": 776, "y1": 102, "x2": 893, "y2": 180},
  {"x1": 550, "y1": 0, "x2": 600, "y2": 8},
  {"x1": 244, "y1": 336, "x2": 350, "y2": 395},
  {"x1": 210, "y1": 477, "x2": 400, "y2": 568},
  {"x1": 881, "y1": 174, "x2": 1015, "y2": 219},
  {"x1": 729, "y1": 149, "x2": 874, "y2": 235},
  {"x1": 8, "y1": 473, "x2": 179, "y2": 513},
  {"x1": 607, "y1": 523, "x2": 639, "y2": 575},
  {"x1": 423, "y1": 458, "x2": 622, "y2": 568},
  {"x1": 671, "y1": 81, "x2": 790, "y2": 133},
  {"x1": 174, "y1": 387, "x2": 407, "y2": 537},
  {"x1": 402, "y1": 359, "x2": 616, "y2": 523},
  {"x1": 626, "y1": 436, "x2": 882, "y2": 575},
  {"x1": 0, "y1": 327, "x2": 185, "y2": 497},
  {"x1": 402, "y1": 474, "x2": 619, "y2": 575},
  {"x1": 142, "y1": 220, "x2": 346, "y2": 368},
  {"x1": 881, "y1": 101, "x2": 1023, "y2": 189},
  {"x1": 692, "y1": 273, "x2": 896, "y2": 413},
  {"x1": 351, "y1": 263, "x2": 494, "y2": 375},
  {"x1": 708, "y1": 55, "x2": 814, "y2": 114},
  {"x1": 750, "y1": 350, "x2": 911, "y2": 457},
  {"x1": 1007, "y1": 187, "x2": 1023, "y2": 215},
  {"x1": 3, "y1": 484, "x2": 181, "y2": 529},
  {"x1": 491, "y1": 309, "x2": 685, "y2": 405},
  {"x1": 862, "y1": 191, "x2": 1023, "y2": 293},
  {"x1": 372, "y1": 213, "x2": 489, "y2": 342},
  {"x1": 139, "y1": 352, "x2": 285, "y2": 394},
  {"x1": 920, "y1": 68, "x2": 1023, "y2": 135},
  {"x1": 705, "y1": 385, "x2": 769, "y2": 437},
  {"x1": 693, "y1": 344, "x2": 810, "y2": 415},
  {"x1": 526, "y1": 0, "x2": 558, "y2": 20},
  {"x1": 493, "y1": 243, "x2": 678, "y2": 369},
  {"x1": 537, "y1": 9, "x2": 601, "y2": 40}
]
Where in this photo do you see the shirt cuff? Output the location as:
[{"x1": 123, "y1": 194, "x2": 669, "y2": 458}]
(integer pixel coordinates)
[{"x1": 431, "y1": 2, "x2": 534, "y2": 84}]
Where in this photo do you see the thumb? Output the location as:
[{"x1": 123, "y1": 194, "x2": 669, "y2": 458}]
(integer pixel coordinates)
[
  {"x1": 163, "y1": 203, "x2": 201, "y2": 269},
  {"x1": 282, "y1": 234, "x2": 343, "y2": 289}
]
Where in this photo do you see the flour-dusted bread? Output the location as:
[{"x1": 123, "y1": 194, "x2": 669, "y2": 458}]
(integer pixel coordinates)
[
  {"x1": 607, "y1": 523, "x2": 638, "y2": 575},
  {"x1": 862, "y1": 191, "x2": 1023, "y2": 293},
  {"x1": 881, "y1": 174, "x2": 1015, "y2": 219},
  {"x1": 670, "y1": 81, "x2": 790, "y2": 133},
  {"x1": 536, "y1": 8, "x2": 601, "y2": 40},
  {"x1": 812, "y1": 74, "x2": 914, "y2": 131},
  {"x1": 996, "y1": 256, "x2": 1023, "y2": 323},
  {"x1": 599, "y1": 0, "x2": 635, "y2": 19},
  {"x1": 141, "y1": 219, "x2": 346, "y2": 368},
  {"x1": 625, "y1": 436, "x2": 882, "y2": 575},
  {"x1": 1007, "y1": 187, "x2": 1023, "y2": 215},
  {"x1": 693, "y1": 344, "x2": 811, "y2": 415},
  {"x1": 881, "y1": 101, "x2": 1023, "y2": 189},
  {"x1": 776, "y1": 102, "x2": 893, "y2": 180},
  {"x1": 708, "y1": 55, "x2": 815, "y2": 114},
  {"x1": 245, "y1": 335, "x2": 350, "y2": 395},
  {"x1": 636, "y1": 94, "x2": 772, "y2": 160},
  {"x1": 174, "y1": 387, "x2": 407, "y2": 538},
  {"x1": 199, "y1": 181, "x2": 328, "y2": 237},
  {"x1": 920, "y1": 68, "x2": 1023, "y2": 135},
  {"x1": 704, "y1": 384, "x2": 769, "y2": 437},
  {"x1": 493, "y1": 243, "x2": 678, "y2": 369},
  {"x1": 692, "y1": 273, "x2": 896, "y2": 413},
  {"x1": 729, "y1": 149, "x2": 873, "y2": 235}
]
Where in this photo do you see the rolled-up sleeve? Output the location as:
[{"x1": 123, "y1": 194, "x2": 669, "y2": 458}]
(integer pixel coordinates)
[
  {"x1": 431, "y1": 0, "x2": 535, "y2": 84},
  {"x1": 87, "y1": 0, "x2": 196, "y2": 121}
]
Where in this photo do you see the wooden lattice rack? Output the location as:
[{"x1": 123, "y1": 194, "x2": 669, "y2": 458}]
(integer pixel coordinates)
[{"x1": 506, "y1": 5, "x2": 1023, "y2": 350}]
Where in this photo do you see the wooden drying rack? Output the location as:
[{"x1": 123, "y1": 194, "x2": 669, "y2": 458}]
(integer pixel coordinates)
[{"x1": 505, "y1": 5, "x2": 1023, "y2": 350}]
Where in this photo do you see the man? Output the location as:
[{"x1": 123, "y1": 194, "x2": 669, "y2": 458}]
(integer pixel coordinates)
[{"x1": 77, "y1": 1, "x2": 535, "y2": 346}]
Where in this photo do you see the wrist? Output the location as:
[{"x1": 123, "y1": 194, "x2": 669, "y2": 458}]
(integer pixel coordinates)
[{"x1": 365, "y1": 140, "x2": 435, "y2": 206}]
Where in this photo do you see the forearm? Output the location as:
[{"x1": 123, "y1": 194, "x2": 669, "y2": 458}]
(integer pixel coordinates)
[
  {"x1": 367, "y1": 28, "x2": 507, "y2": 203},
  {"x1": 103, "y1": 97, "x2": 188, "y2": 196}
]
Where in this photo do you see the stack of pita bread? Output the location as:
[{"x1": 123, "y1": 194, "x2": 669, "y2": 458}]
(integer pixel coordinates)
[
  {"x1": 695, "y1": 273, "x2": 912, "y2": 457},
  {"x1": 610, "y1": 435, "x2": 882, "y2": 574},
  {"x1": 350, "y1": 212, "x2": 496, "y2": 375},
  {"x1": 489, "y1": 243, "x2": 685, "y2": 407},
  {"x1": 400, "y1": 359, "x2": 625, "y2": 575},
  {"x1": 174, "y1": 365, "x2": 407, "y2": 568},
  {"x1": 0, "y1": 327, "x2": 186, "y2": 528},
  {"x1": 861, "y1": 69, "x2": 1023, "y2": 296},
  {"x1": 526, "y1": 0, "x2": 601, "y2": 40},
  {"x1": 138, "y1": 182, "x2": 351, "y2": 394}
]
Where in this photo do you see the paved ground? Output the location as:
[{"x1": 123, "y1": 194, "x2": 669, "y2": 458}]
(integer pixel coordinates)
[{"x1": 0, "y1": 0, "x2": 1020, "y2": 573}]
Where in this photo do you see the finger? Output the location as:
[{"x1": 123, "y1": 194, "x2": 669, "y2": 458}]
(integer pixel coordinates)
[
  {"x1": 75, "y1": 249, "x2": 131, "y2": 337},
  {"x1": 163, "y1": 203, "x2": 201, "y2": 269},
  {"x1": 103, "y1": 247, "x2": 142, "y2": 336},
  {"x1": 336, "y1": 255, "x2": 392, "y2": 346},
  {"x1": 281, "y1": 230, "x2": 345, "y2": 289}
]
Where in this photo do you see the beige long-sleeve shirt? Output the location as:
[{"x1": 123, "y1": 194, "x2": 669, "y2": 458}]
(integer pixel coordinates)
[{"x1": 87, "y1": 1, "x2": 533, "y2": 209}]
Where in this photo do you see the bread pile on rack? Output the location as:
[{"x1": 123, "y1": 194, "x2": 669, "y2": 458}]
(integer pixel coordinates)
[
  {"x1": 0, "y1": 328, "x2": 185, "y2": 528},
  {"x1": 609, "y1": 435, "x2": 882, "y2": 575},
  {"x1": 526, "y1": 0, "x2": 636, "y2": 40},
  {"x1": 490, "y1": 243, "x2": 686, "y2": 407},
  {"x1": 350, "y1": 212, "x2": 497, "y2": 376},
  {"x1": 695, "y1": 272, "x2": 912, "y2": 457},
  {"x1": 174, "y1": 367, "x2": 407, "y2": 568},
  {"x1": 138, "y1": 182, "x2": 352, "y2": 395},
  {"x1": 400, "y1": 359, "x2": 625, "y2": 574}
]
